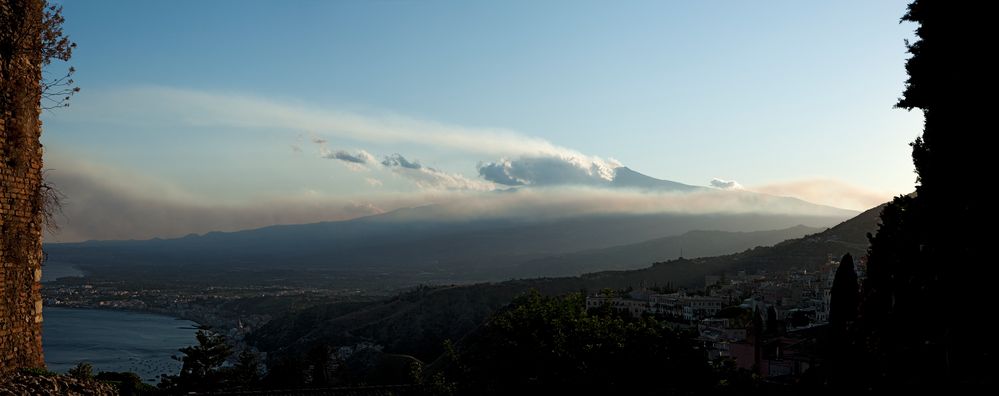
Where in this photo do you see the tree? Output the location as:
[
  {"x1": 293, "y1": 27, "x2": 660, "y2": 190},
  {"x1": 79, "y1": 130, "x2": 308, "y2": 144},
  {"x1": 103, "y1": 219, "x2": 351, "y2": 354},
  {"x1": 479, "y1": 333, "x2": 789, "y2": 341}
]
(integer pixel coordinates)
[
  {"x1": 227, "y1": 349, "x2": 263, "y2": 388},
  {"x1": 433, "y1": 290, "x2": 722, "y2": 395},
  {"x1": 1, "y1": 1, "x2": 78, "y2": 111},
  {"x1": 828, "y1": 253, "x2": 857, "y2": 328},
  {"x1": 859, "y1": 0, "x2": 994, "y2": 386},
  {"x1": 828, "y1": 253, "x2": 858, "y2": 389},
  {"x1": 67, "y1": 362, "x2": 93, "y2": 380},
  {"x1": 159, "y1": 329, "x2": 233, "y2": 393}
]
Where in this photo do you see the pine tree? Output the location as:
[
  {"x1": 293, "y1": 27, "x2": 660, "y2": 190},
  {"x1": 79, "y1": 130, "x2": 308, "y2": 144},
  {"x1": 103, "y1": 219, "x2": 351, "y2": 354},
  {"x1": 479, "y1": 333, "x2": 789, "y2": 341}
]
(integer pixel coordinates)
[{"x1": 159, "y1": 329, "x2": 232, "y2": 393}]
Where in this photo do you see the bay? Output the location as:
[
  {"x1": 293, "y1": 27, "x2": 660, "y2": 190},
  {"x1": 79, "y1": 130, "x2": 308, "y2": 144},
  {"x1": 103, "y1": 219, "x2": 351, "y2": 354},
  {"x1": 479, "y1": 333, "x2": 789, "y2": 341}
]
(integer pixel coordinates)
[{"x1": 42, "y1": 307, "x2": 199, "y2": 384}]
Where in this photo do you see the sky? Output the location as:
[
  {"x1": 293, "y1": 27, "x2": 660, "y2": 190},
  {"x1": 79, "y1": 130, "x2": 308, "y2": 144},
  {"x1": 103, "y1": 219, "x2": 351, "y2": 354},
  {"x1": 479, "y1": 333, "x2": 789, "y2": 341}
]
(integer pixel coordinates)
[{"x1": 41, "y1": 0, "x2": 922, "y2": 242}]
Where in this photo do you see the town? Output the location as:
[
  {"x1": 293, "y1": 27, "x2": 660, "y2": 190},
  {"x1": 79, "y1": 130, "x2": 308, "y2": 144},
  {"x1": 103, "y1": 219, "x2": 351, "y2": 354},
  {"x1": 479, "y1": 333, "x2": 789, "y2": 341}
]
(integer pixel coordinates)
[{"x1": 586, "y1": 255, "x2": 864, "y2": 378}]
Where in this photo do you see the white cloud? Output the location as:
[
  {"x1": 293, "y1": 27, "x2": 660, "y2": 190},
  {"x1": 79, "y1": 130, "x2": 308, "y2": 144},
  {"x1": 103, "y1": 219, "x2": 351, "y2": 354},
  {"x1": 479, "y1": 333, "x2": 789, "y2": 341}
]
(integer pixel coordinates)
[
  {"x1": 381, "y1": 154, "x2": 494, "y2": 191},
  {"x1": 710, "y1": 178, "x2": 743, "y2": 190},
  {"x1": 478, "y1": 154, "x2": 620, "y2": 187}
]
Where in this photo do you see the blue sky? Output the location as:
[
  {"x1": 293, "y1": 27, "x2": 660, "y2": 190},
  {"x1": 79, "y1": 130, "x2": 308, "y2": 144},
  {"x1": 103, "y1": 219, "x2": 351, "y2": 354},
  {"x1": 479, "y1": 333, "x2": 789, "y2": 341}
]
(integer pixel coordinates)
[{"x1": 40, "y1": 0, "x2": 921, "y2": 241}]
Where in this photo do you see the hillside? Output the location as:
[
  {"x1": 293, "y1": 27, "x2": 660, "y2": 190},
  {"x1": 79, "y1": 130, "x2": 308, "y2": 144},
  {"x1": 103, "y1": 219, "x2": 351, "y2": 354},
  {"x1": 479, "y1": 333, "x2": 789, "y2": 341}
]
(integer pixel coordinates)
[
  {"x1": 248, "y1": 204, "x2": 884, "y2": 362},
  {"x1": 507, "y1": 224, "x2": 824, "y2": 277},
  {"x1": 44, "y1": 210, "x2": 850, "y2": 289}
]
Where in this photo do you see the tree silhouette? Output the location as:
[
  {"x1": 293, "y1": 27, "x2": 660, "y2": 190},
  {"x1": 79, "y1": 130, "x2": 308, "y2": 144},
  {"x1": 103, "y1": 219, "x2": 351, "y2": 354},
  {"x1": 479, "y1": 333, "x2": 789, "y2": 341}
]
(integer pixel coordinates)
[
  {"x1": 859, "y1": 0, "x2": 994, "y2": 386},
  {"x1": 829, "y1": 253, "x2": 857, "y2": 328},
  {"x1": 159, "y1": 329, "x2": 233, "y2": 393}
]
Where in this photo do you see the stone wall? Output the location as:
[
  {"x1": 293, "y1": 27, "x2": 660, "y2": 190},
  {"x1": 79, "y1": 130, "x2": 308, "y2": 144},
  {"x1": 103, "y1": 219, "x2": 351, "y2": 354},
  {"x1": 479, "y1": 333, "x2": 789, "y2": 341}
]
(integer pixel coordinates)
[{"x1": 1, "y1": 0, "x2": 47, "y2": 373}]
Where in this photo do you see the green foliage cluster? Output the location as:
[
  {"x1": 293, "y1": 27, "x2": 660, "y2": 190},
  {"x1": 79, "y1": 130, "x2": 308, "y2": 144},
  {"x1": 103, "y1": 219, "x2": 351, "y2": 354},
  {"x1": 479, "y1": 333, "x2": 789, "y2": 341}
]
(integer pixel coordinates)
[
  {"x1": 67, "y1": 362, "x2": 93, "y2": 380},
  {"x1": 430, "y1": 291, "x2": 751, "y2": 395}
]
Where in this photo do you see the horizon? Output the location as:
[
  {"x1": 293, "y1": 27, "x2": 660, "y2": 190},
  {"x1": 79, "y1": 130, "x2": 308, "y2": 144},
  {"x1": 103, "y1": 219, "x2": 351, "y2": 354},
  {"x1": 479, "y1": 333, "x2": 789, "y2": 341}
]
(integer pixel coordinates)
[{"x1": 41, "y1": 0, "x2": 920, "y2": 242}]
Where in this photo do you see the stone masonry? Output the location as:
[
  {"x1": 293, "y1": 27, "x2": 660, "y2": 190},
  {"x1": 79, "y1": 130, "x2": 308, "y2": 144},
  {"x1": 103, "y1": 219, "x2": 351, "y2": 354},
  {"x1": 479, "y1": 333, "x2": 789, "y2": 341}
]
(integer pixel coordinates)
[{"x1": 1, "y1": 0, "x2": 47, "y2": 373}]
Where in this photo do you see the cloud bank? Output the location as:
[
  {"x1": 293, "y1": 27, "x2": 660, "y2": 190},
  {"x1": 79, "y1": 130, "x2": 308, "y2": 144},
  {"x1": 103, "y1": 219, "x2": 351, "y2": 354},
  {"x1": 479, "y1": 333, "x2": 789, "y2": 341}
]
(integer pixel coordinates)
[
  {"x1": 749, "y1": 179, "x2": 894, "y2": 212},
  {"x1": 44, "y1": 160, "x2": 857, "y2": 243}
]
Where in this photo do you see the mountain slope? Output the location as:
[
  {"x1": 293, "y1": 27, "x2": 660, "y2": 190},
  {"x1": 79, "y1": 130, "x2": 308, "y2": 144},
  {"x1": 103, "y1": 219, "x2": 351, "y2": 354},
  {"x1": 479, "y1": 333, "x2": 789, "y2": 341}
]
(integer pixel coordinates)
[
  {"x1": 508, "y1": 225, "x2": 824, "y2": 277},
  {"x1": 610, "y1": 167, "x2": 703, "y2": 191},
  {"x1": 248, "y1": 204, "x2": 885, "y2": 362},
  {"x1": 45, "y1": 211, "x2": 851, "y2": 288}
]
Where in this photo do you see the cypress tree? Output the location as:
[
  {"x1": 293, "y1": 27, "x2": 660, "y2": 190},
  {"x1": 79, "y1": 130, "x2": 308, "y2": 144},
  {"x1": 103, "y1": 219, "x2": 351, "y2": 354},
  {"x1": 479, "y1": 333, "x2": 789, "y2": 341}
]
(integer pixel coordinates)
[
  {"x1": 860, "y1": 0, "x2": 994, "y2": 386},
  {"x1": 829, "y1": 253, "x2": 858, "y2": 328}
]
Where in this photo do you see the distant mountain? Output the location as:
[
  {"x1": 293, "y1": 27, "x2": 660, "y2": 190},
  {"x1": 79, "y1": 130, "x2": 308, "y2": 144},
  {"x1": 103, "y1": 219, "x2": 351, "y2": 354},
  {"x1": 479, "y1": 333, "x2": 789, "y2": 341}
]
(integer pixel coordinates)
[
  {"x1": 248, "y1": 204, "x2": 885, "y2": 363},
  {"x1": 610, "y1": 167, "x2": 703, "y2": 192},
  {"x1": 44, "y1": 166, "x2": 857, "y2": 288},
  {"x1": 508, "y1": 224, "x2": 825, "y2": 277},
  {"x1": 45, "y1": 211, "x2": 849, "y2": 289}
]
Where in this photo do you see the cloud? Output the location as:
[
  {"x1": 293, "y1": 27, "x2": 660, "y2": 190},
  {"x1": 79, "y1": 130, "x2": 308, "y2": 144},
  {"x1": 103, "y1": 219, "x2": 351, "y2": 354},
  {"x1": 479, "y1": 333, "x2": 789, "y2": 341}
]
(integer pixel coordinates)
[
  {"x1": 290, "y1": 145, "x2": 303, "y2": 153},
  {"x1": 311, "y1": 135, "x2": 375, "y2": 170},
  {"x1": 42, "y1": 160, "x2": 402, "y2": 242},
  {"x1": 42, "y1": 159, "x2": 856, "y2": 242},
  {"x1": 710, "y1": 178, "x2": 743, "y2": 190},
  {"x1": 69, "y1": 86, "x2": 635, "y2": 190},
  {"x1": 749, "y1": 179, "x2": 894, "y2": 211},
  {"x1": 381, "y1": 154, "x2": 494, "y2": 191},
  {"x1": 82, "y1": 86, "x2": 594, "y2": 159},
  {"x1": 364, "y1": 178, "x2": 383, "y2": 187},
  {"x1": 324, "y1": 149, "x2": 375, "y2": 164},
  {"x1": 478, "y1": 155, "x2": 619, "y2": 186},
  {"x1": 381, "y1": 153, "x2": 423, "y2": 169}
]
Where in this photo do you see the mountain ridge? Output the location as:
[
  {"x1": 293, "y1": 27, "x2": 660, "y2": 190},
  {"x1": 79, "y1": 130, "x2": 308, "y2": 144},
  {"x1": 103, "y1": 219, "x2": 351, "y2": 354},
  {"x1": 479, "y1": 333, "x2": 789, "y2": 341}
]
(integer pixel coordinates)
[{"x1": 247, "y1": 203, "x2": 885, "y2": 362}]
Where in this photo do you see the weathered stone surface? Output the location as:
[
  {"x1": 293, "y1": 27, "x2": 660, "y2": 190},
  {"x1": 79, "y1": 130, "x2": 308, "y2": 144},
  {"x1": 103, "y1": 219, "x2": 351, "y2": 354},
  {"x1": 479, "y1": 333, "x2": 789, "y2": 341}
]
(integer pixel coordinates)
[
  {"x1": 1, "y1": 0, "x2": 47, "y2": 373},
  {"x1": 0, "y1": 371, "x2": 116, "y2": 396}
]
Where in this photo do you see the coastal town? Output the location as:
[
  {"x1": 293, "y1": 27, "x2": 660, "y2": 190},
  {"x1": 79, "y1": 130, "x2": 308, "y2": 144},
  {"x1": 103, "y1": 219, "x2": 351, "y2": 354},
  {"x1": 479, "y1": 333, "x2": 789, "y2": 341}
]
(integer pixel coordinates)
[
  {"x1": 587, "y1": 255, "x2": 864, "y2": 377},
  {"x1": 41, "y1": 276, "x2": 371, "y2": 344},
  {"x1": 43, "y1": 252, "x2": 863, "y2": 380}
]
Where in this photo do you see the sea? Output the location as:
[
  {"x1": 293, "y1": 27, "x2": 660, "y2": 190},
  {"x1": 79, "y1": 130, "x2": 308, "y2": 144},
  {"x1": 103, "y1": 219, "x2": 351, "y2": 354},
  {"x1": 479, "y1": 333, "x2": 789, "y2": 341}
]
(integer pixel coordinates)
[{"x1": 41, "y1": 262, "x2": 199, "y2": 384}]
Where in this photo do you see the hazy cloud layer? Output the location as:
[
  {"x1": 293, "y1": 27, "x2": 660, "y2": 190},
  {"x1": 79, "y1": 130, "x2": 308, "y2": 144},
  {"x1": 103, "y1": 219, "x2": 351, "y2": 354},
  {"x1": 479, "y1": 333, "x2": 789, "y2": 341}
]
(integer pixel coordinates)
[
  {"x1": 86, "y1": 86, "x2": 605, "y2": 161},
  {"x1": 43, "y1": 162, "x2": 393, "y2": 242},
  {"x1": 44, "y1": 160, "x2": 857, "y2": 243},
  {"x1": 750, "y1": 179, "x2": 894, "y2": 211},
  {"x1": 478, "y1": 155, "x2": 620, "y2": 186}
]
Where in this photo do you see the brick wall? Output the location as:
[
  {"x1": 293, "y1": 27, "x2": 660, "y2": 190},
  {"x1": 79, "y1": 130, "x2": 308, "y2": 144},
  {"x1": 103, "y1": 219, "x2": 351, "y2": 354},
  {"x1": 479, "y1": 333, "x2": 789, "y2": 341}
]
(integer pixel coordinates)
[{"x1": 1, "y1": 0, "x2": 47, "y2": 373}]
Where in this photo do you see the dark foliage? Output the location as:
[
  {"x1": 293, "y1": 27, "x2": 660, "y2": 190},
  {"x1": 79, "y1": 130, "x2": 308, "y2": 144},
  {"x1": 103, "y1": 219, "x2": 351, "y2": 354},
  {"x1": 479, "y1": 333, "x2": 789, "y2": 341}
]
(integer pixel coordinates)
[
  {"x1": 858, "y1": 0, "x2": 995, "y2": 387},
  {"x1": 829, "y1": 253, "x2": 857, "y2": 329},
  {"x1": 95, "y1": 371, "x2": 158, "y2": 396},
  {"x1": 158, "y1": 329, "x2": 232, "y2": 393},
  {"x1": 430, "y1": 291, "x2": 746, "y2": 395}
]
